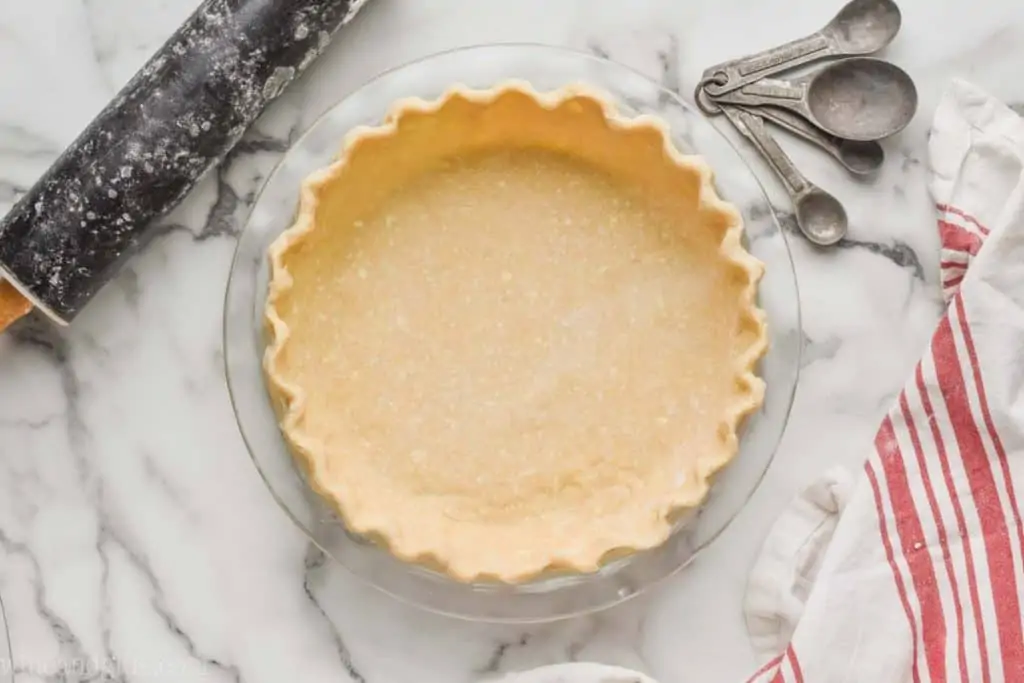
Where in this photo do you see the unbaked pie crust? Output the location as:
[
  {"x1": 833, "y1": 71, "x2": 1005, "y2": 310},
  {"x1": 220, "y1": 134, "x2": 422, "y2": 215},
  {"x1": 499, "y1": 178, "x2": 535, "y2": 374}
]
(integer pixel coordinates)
[{"x1": 263, "y1": 82, "x2": 767, "y2": 583}]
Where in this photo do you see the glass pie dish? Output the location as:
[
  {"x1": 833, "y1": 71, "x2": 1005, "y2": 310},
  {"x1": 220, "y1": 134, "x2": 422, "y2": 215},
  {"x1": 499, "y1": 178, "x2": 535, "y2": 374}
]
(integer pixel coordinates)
[{"x1": 224, "y1": 44, "x2": 801, "y2": 622}]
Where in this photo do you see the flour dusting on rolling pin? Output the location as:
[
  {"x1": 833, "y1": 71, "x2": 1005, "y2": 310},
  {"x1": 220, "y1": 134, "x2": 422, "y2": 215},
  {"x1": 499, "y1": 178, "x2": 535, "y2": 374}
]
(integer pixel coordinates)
[{"x1": 0, "y1": 0, "x2": 374, "y2": 330}]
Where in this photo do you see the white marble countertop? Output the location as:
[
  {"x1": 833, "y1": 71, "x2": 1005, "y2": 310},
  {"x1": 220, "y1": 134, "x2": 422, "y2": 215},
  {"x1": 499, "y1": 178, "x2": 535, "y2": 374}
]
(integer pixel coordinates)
[{"x1": 1, "y1": 0, "x2": 1022, "y2": 681}]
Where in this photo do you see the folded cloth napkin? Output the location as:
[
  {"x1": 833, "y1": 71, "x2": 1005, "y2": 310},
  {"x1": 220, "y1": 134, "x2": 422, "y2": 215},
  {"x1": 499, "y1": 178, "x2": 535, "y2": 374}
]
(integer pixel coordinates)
[{"x1": 490, "y1": 80, "x2": 1024, "y2": 683}]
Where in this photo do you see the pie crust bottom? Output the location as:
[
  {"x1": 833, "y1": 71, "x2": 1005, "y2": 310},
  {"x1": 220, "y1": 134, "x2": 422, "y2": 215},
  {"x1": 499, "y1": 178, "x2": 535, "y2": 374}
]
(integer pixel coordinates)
[{"x1": 264, "y1": 82, "x2": 767, "y2": 583}]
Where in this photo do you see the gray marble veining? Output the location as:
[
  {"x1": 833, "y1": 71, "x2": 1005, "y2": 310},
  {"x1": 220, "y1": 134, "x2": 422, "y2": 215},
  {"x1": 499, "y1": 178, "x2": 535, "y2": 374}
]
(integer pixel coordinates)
[{"x1": 0, "y1": 0, "x2": 1021, "y2": 681}]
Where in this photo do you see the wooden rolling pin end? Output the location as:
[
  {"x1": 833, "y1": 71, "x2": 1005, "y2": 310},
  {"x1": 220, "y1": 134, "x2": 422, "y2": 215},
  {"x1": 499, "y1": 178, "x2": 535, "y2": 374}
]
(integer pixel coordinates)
[
  {"x1": 0, "y1": 280, "x2": 32, "y2": 333},
  {"x1": 0, "y1": 0, "x2": 371, "y2": 324}
]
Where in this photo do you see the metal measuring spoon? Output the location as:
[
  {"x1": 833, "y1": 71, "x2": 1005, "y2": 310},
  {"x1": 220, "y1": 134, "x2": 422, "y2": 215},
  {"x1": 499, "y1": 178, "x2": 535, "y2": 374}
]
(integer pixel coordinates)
[
  {"x1": 702, "y1": 0, "x2": 902, "y2": 97},
  {"x1": 721, "y1": 106, "x2": 848, "y2": 246},
  {"x1": 711, "y1": 57, "x2": 917, "y2": 142},
  {"x1": 740, "y1": 105, "x2": 884, "y2": 176}
]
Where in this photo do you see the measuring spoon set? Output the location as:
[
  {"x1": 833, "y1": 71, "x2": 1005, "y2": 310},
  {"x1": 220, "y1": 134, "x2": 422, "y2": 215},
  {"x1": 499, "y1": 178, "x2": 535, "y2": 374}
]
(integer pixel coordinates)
[{"x1": 696, "y1": 0, "x2": 916, "y2": 246}]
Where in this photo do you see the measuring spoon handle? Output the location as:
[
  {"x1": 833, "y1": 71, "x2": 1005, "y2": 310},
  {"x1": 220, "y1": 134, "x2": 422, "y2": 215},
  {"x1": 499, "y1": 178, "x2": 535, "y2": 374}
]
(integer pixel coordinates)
[
  {"x1": 722, "y1": 106, "x2": 810, "y2": 199},
  {"x1": 711, "y1": 79, "x2": 811, "y2": 121},
  {"x1": 749, "y1": 106, "x2": 835, "y2": 150},
  {"x1": 751, "y1": 106, "x2": 883, "y2": 176},
  {"x1": 702, "y1": 32, "x2": 837, "y2": 97}
]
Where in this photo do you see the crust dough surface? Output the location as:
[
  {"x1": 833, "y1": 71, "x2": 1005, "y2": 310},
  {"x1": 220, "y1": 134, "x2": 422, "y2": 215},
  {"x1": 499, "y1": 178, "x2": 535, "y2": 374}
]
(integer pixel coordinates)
[{"x1": 264, "y1": 82, "x2": 767, "y2": 582}]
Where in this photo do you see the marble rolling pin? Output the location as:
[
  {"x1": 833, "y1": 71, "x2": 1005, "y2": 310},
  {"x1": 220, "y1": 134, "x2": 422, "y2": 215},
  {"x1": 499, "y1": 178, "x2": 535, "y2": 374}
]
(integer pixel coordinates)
[{"x1": 0, "y1": 0, "x2": 373, "y2": 331}]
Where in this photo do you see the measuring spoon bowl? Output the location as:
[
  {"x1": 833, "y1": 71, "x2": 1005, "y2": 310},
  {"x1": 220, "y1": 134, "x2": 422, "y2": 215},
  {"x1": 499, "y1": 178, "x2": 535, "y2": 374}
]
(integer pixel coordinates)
[
  {"x1": 829, "y1": 0, "x2": 902, "y2": 54},
  {"x1": 806, "y1": 57, "x2": 917, "y2": 142},
  {"x1": 794, "y1": 188, "x2": 849, "y2": 247},
  {"x1": 837, "y1": 139, "x2": 886, "y2": 176}
]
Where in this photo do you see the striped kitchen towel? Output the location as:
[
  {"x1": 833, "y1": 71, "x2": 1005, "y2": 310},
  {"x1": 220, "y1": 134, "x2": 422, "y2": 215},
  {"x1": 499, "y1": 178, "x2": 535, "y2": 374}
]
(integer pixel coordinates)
[{"x1": 742, "y1": 79, "x2": 1024, "y2": 682}]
